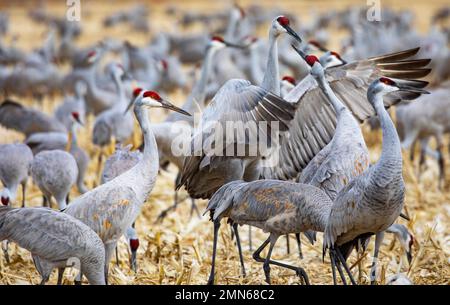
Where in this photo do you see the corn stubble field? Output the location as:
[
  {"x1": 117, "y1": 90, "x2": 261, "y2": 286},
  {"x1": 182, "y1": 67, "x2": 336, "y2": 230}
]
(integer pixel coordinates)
[{"x1": 0, "y1": 0, "x2": 448, "y2": 285}]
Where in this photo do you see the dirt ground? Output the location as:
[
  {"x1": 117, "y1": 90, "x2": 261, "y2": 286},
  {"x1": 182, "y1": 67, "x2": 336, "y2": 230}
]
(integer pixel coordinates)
[{"x1": 0, "y1": 0, "x2": 448, "y2": 285}]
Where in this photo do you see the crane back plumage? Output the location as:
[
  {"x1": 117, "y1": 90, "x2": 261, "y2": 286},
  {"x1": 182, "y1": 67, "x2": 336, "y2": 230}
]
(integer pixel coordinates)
[
  {"x1": 0, "y1": 206, "x2": 105, "y2": 284},
  {"x1": 206, "y1": 180, "x2": 332, "y2": 235},
  {"x1": 0, "y1": 99, "x2": 66, "y2": 137}
]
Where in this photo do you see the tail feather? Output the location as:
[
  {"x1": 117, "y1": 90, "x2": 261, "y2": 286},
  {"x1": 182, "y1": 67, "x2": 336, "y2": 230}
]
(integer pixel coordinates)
[{"x1": 204, "y1": 180, "x2": 245, "y2": 221}]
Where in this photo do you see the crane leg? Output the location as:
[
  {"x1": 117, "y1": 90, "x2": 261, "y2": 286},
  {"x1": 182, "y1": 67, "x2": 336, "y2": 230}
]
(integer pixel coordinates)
[
  {"x1": 104, "y1": 242, "x2": 117, "y2": 285},
  {"x1": 21, "y1": 181, "x2": 26, "y2": 208},
  {"x1": 285, "y1": 234, "x2": 290, "y2": 254},
  {"x1": 262, "y1": 234, "x2": 278, "y2": 284},
  {"x1": 115, "y1": 245, "x2": 120, "y2": 267},
  {"x1": 335, "y1": 247, "x2": 356, "y2": 285},
  {"x1": 330, "y1": 249, "x2": 347, "y2": 285},
  {"x1": 207, "y1": 219, "x2": 221, "y2": 285},
  {"x1": 253, "y1": 235, "x2": 309, "y2": 285},
  {"x1": 295, "y1": 233, "x2": 303, "y2": 259},
  {"x1": 329, "y1": 251, "x2": 338, "y2": 285},
  {"x1": 57, "y1": 268, "x2": 65, "y2": 285},
  {"x1": 1, "y1": 240, "x2": 9, "y2": 264},
  {"x1": 189, "y1": 198, "x2": 200, "y2": 219},
  {"x1": 437, "y1": 146, "x2": 445, "y2": 189},
  {"x1": 156, "y1": 189, "x2": 179, "y2": 222},
  {"x1": 232, "y1": 223, "x2": 246, "y2": 278},
  {"x1": 248, "y1": 226, "x2": 252, "y2": 251},
  {"x1": 370, "y1": 231, "x2": 384, "y2": 285}
]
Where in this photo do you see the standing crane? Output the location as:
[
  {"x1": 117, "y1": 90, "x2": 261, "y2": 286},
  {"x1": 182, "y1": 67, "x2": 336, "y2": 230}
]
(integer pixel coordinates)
[
  {"x1": 0, "y1": 143, "x2": 33, "y2": 208},
  {"x1": 0, "y1": 206, "x2": 105, "y2": 285},
  {"x1": 25, "y1": 111, "x2": 89, "y2": 194},
  {"x1": 156, "y1": 36, "x2": 244, "y2": 220},
  {"x1": 62, "y1": 89, "x2": 190, "y2": 283},
  {"x1": 323, "y1": 77, "x2": 429, "y2": 285},
  {"x1": 30, "y1": 150, "x2": 78, "y2": 211}
]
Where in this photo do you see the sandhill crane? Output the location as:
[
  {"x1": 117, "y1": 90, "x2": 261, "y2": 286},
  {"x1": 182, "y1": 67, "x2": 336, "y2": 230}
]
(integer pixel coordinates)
[
  {"x1": 25, "y1": 111, "x2": 89, "y2": 194},
  {"x1": 30, "y1": 150, "x2": 78, "y2": 211},
  {"x1": 0, "y1": 99, "x2": 66, "y2": 137},
  {"x1": 0, "y1": 143, "x2": 33, "y2": 207},
  {"x1": 177, "y1": 15, "x2": 302, "y2": 200},
  {"x1": 0, "y1": 206, "x2": 105, "y2": 285},
  {"x1": 323, "y1": 77, "x2": 429, "y2": 285},
  {"x1": 101, "y1": 144, "x2": 142, "y2": 270},
  {"x1": 280, "y1": 76, "x2": 296, "y2": 98},
  {"x1": 155, "y1": 36, "x2": 243, "y2": 220},
  {"x1": 93, "y1": 63, "x2": 134, "y2": 147},
  {"x1": 205, "y1": 180, "x2": 331, "y2": 285},
  {"x1": 62, "y1": 90, "x2": 190, "y2": 283},
  {"x1": 54, "y1": 81, "x2": 87, "y2": 131}
]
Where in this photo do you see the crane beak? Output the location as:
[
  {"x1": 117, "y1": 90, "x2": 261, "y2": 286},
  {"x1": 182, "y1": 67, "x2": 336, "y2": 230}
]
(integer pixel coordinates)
[
  {"x1": 224, "y1": 41, "x2": 247, "y2": 49},
  {"x1": 130, "y1": 250, "x2": 137, "y2": 273},
  {"x1": 124, "y1": 97, "x2": 137, "y2": 115},
  {"x1": 291, "y1": 43, "x2": 306, "y2": 60},
  {"x1": 284, "y1": 25, "x2": 302, "y2": 44},
  {"x1": 406, "y1": 250, "x2": 413, "y2": 265},
  {"x1": 159, "y1": 99, "x2": 191, "y2": 116},
  {"x1": 397, "y1": 84, "x2": 430, "y2": 94}
]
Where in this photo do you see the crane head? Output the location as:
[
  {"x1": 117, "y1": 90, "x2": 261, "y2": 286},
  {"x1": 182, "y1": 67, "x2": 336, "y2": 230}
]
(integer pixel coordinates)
[
  {"x1": 129, "y1": 238, "x2": 139, "y2": 272},
  {"x1": 308, "y1": 40, "x2": 328, "y2": 52},
  {"x1": 141, "y1": 90, "x2": 191, "y2": 116},
  {"x1": 157, "y1": 59, "x2": 169, "y2": 73},
  {"x1": 282, "y1": 76, "x2": 296, "y2": 85},
  {"x1": 369, "y1": 77, "x2": 430, "y2": 100},
  {"x1": 320, "y1": 51, "x2": 347, "y2": 68},
  {"x1": 274, "y1": 16, "x2": 302, "y2": 43},
  {"x1": 209, "y1": 36, "x2": 245, "y2": 50},
  {"x1": 0, "y1": 189, "x2": 10, "y2": 206},
  {"x1": 86, "y1": 50, "x2": 97, "y2": 64},
  {"x1": 71, "y1": 111, "x2": 83, "y2": 126}
]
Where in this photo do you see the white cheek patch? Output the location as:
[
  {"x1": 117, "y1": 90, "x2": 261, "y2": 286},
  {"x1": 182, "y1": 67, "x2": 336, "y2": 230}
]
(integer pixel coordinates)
[
  {"x1": 274, "y1": 22, "x2": 286, "y2": 33},
  {"x1": 142, "y1": 97, "x2": 162, "y2": 107}
]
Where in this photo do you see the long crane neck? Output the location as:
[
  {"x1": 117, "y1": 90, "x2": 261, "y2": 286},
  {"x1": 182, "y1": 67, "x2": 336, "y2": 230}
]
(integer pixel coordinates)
[
  {"x1": 192, "y1": 47, "x2": 216, "y2": 107},
  {"x1": 250, "y1": 45, "x2": 263, "y2": 84},
  {"x1": 225, "y1": 12, "x2": 239, "y2": 42},
  {"x1": 370, "y1": 91, "x2": 403, "y2": 172},
  {"x1": 112, "y1": 73, "x2": 126, "y2": 108},
  {"x1": 261, "y1": 30, "x2": 280, "y2": 95},
  {"x1": 316, "y1": 72, "x2": 346, "y2": 115},
  {"x1": 130, "y1": 104, "x2": 159, "y2": 202}
]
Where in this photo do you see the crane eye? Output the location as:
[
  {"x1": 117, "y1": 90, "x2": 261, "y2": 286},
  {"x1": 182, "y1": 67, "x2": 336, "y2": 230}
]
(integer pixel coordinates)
[{"x1": 379, "y1": 77, "x2": 396, "y2": 86}]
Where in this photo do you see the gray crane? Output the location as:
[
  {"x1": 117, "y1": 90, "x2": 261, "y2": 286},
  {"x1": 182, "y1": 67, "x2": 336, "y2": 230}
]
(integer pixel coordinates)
[
  {"x1": 157, "y1": 36, "x2": 243, "y2": 220},
  {"x1": 0, "y1": 206, "x2": 105, "y2": 285},
  {"x1": 177, "y1": 15, "x2": 302, "y2": 200},
  {"x1": 0, "y1": 143, "x2": 33, "y2": 207},
  {"x1": 323, "y1": 77, "x2": 429, "y2": 285},
  {"x1": 205, "y1": 180, "x2": 332, "y2": 285},
  {"x1": 93, "y1": 63, "x2": 134, "y2": 147},
  {"x1": 101, "y1": 144, "x2": 142, "y2": 271},
  {"x1": 0, "y1": 99, "x2": 66, "y2": 137},
  {"x1": 62, "y1": 90, "x2": 190, "y2": 283},
  {"x1": 30, "y1": 150, "x2": 78, "y2": 211},
  {"x1": 54, "y1": 81, "x2": 87, "y2": 131},
  {"x1": 25, "y1": 111, "x2": 89, "y2": 194}
]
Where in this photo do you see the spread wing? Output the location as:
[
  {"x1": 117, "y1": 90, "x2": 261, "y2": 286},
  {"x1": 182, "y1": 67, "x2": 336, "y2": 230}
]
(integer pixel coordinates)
[
  {"x1": 177, "y1": 79, "x2": 296, "y2": 197},
  {"x1": 262, "y1": 47, "x2": 431, "y2": 180}
]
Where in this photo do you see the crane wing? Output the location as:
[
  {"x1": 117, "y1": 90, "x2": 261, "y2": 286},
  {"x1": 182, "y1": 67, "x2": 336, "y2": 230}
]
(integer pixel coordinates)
[
  {"x1": 178, "y1": 79, "x2": 296, "y2": 197},
  {"x1": 261, "y1": 47, "x2": 431, "y2": 180}
]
